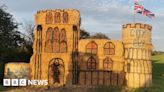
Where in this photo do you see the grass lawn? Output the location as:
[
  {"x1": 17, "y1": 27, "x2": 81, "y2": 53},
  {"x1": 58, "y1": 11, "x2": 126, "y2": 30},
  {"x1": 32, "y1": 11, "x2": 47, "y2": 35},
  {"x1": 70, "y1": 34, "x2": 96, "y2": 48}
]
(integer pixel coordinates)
[
  {"x1": 0, "y1": 85, "x2": 19, "y2": 92},
  {"x1": 150, "y1": 54, "x2": 164, "y2": 92},
  {"x1": 0, "y1": 54, "x2": 164, "y2": 92}
]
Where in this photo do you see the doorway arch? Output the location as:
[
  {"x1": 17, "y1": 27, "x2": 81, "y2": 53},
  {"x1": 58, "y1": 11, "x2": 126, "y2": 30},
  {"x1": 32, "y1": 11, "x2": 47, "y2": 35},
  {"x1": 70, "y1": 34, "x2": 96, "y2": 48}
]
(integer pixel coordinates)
[{"x1": 48, "y1": 58, "x2": 65, "y2": 85}]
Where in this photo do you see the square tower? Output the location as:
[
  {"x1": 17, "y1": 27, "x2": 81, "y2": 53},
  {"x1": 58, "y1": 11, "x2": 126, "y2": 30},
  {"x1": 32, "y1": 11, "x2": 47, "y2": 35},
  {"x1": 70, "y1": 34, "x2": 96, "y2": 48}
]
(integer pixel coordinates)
[{"x1": 30, "y1": 9, "x2": 80, "y2": 86}]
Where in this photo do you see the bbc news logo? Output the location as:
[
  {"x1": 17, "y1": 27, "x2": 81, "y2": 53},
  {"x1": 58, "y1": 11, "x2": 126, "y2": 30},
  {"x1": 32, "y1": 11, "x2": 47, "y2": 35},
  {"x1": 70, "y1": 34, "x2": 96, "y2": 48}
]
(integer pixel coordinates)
[{"x1": 3, "y1": 79, "x2": 48, "y2": 86}]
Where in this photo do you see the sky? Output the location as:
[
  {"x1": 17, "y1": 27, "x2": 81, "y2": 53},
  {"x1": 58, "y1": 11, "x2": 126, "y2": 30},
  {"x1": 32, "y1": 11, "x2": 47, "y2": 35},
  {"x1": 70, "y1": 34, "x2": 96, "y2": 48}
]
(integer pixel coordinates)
[{"x1": 0, "y1": 0, "x2": 164, "y2": 51}]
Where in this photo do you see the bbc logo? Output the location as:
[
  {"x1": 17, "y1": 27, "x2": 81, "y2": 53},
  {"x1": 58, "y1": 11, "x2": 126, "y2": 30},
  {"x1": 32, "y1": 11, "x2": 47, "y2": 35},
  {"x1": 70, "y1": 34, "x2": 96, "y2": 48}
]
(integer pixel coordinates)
[{"x1": 3, "y1": 79, "x2": 27, "y2": 86}]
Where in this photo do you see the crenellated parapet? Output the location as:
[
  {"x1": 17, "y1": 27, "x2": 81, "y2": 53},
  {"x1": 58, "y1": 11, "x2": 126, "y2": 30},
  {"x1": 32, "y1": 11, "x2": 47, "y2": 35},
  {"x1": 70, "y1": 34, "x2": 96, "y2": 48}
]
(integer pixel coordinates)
[
  {"x1": 35, "y1": 9, "x2": 80, "y2": 25},
  {"x1": 123, "y1": 23, "x2": 152, "y2": 30}
]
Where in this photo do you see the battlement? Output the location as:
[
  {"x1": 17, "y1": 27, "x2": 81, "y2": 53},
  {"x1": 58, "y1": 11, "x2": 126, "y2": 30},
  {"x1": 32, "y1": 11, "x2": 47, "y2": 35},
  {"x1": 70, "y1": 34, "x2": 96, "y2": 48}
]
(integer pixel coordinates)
[
  {"x1": 35, "y1": 9, "x2": 80, "y2": 25},
  {"x1": 36, "y1": 9, "x2": 80, "y2": 14},
  {"x1": 123, "y1": 23, "x2": 152, "y2": 30}
]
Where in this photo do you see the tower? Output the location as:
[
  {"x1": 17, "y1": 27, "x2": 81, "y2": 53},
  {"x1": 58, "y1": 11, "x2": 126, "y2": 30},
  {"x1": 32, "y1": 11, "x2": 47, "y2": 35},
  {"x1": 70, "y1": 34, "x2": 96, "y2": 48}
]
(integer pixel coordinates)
[
  {"x1": 122, "y1": 23, "x2": 152, "y2": 88},
  {"x1": 30, "y1": 9, "x2": 80, "y2": 86}
]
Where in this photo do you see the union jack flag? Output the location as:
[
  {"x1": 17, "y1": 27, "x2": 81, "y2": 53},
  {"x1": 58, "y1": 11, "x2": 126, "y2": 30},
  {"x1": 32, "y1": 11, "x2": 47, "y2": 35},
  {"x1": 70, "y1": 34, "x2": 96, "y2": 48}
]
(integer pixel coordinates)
[
  {"x1": 142, "y1": 8, "x2": 155, "y2": 18},
  {"x1": 134, "y1": 4, "x2": 144, "y2": 14},
  {"x1": 134, "y1": 0, "x2": 155, "y2": 19}
]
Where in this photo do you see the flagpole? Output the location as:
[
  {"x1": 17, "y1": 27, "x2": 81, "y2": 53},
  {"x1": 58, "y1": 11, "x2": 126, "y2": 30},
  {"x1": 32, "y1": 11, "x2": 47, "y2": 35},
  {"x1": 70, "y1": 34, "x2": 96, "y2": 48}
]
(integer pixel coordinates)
[
  {"x1": 133, "y1": 0, "x2": 136, "y2": 23},
  {"x1": 133, "y1": 10, "x2": 136, "y2": 23}
]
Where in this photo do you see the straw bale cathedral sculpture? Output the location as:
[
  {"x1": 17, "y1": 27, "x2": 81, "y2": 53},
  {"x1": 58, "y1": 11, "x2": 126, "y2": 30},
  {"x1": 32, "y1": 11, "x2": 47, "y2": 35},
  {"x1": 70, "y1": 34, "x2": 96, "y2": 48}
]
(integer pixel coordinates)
[{"x1": 4, "y1": 9, "x2": 153, "y2": 88}]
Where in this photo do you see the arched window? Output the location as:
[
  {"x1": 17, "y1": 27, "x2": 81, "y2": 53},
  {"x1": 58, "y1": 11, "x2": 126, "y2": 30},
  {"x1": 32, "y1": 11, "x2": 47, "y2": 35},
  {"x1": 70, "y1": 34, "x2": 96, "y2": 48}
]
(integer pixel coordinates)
[
  {"x1": 63, "y1": 12, "x2": 69, "y2": 23},
  {"x1": 87, "y1": 56, "x2": 96, "y2": 69},
  {"x1": 54, "y1": 12, "x2": 61, "y2": 23},
  {"x1": 60, "y1": 28, "x2": 67, "y2": 53},
  {"x1": 53, "y1": 27, "x2": 60, "y2": 53},
  {"x1": 45, "y1": 27, "x2": 53, "y2": 52},
  {"x1": 104, "y1": 42, "x2": 115, "y2": 55},
  {"x1": 86, "y1": 41, "x2": 98, "y2": 54},
  {"x1": 46, "y1": 12, "x2": 53, "y2": 24},
  {"x1": 103, "y1": 57, "x2": 113, "y2": 70}
]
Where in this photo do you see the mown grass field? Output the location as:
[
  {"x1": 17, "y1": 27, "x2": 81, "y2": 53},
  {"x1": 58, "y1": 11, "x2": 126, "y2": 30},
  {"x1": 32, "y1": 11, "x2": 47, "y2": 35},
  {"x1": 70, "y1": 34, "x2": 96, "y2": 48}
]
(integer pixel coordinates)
[
  {"x1": 149, "y1": 54, "x2": 164, "y2": 92},
  {"x1": 0, "y1": 54, "x2": 164, "y2": 92}
]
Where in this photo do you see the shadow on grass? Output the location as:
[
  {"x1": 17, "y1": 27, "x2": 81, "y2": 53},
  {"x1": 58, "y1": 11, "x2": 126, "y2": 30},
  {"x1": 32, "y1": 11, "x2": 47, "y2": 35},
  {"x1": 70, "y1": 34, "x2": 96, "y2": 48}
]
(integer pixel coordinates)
[
  {"x1": 150, "y1": 59, "x2": 164, "y2": 92},
  {"x1": 48, "y1": 86, "x2": 123, "y2": 92},
  {"x1": 0, "y1": 85, "x2": 26, "y2": 92}
]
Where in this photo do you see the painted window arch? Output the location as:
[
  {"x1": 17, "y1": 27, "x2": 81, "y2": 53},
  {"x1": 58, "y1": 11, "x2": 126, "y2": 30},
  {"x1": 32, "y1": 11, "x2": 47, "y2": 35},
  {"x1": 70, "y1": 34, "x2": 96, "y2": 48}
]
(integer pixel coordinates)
[
  {"x1": 60, "y1": 28, "x2": 67, "y2": 53},
  {"x1": 53, "y1": 27, "x2": 60, "y2": 53},
  {"x1": 45, "y1": 27, "x2": 53, "y2": 52},
  {"x1": 46, "y1": 12, "x2": 53, "y2": 24},
  {"x1": 45, "y1": 27, "x2": 67, "y2": 53},
  {"x1": 54, "y1": 12, "x2": 61, "y2": 23},
  {"x1": 87, "y1": 56, "x2": 96, "y2": 69},
  {"x1": 103, "y1": 57, "x2": 113, "y2": 70},
  {"x1": 63, "y1": 12, "x2": 69, "y2": 23},
  {"x1": 104, "y1": 42, "x2": 115, "y2": 55},
  {"x1": 86, "y1": 41, "x2": 98, "y2": 54}
]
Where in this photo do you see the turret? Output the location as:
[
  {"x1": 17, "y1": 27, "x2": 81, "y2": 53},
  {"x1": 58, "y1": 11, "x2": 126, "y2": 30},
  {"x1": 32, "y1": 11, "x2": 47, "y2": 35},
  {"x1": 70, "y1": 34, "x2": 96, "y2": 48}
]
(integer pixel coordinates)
[{"x1": 122, "y1": 23, "x2": 152, "y2": 88}]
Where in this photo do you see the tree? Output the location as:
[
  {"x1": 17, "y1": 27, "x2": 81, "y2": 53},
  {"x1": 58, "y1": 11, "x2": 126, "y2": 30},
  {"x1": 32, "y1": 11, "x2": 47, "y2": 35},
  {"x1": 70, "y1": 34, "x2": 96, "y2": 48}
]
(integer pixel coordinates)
[
  {"x1": 23, "y1": 22, "x2": 35, "y2": 44},
  {"x1": 0, "y1": 7, "x2": 24, "y2": 51},
  {"x1": 20, "y1": 22, "x2": 35, "y2": 56},
  {"x1": 0, "y1": 6, "x2": 26, "y2": 83},
  {"x1": 80, "y1": 29, "x2": 110, "y2": 39},
  {"x1": 90, "y1": 32, "x2": 110, "y2": 39},
  {"x1": 80, "y1": 29, "x2": 90, "y2": 39}
]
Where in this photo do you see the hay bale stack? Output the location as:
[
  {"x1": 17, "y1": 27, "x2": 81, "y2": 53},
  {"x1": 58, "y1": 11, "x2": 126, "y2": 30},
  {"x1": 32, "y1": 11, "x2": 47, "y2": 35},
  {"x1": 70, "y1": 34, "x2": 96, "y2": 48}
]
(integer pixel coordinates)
[
  {"x1": 122, "y1": 23, "x2": 152, "y2": 88},
  {"x1": 4, "y1": 62, "x2": 30, "y2": 79}
]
